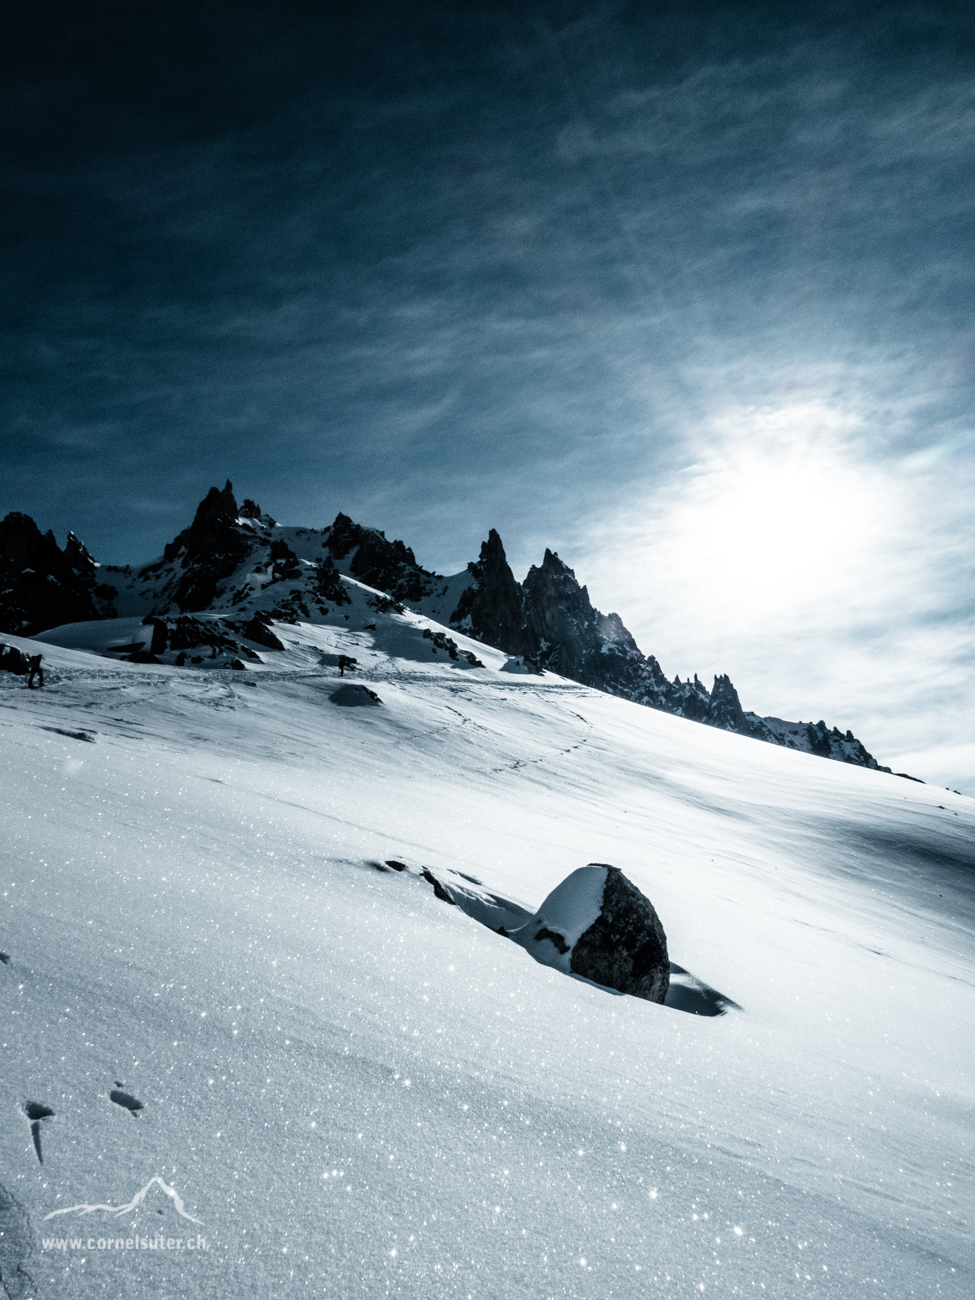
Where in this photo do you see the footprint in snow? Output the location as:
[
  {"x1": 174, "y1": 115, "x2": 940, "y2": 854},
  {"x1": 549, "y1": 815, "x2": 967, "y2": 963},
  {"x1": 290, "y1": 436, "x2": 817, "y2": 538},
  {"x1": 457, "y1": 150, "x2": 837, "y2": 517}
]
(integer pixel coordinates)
[
  {"x1": 23, "y1": 1102, "x2": 54, "y2": 1163},
  {"x1": 110, "y1": 1088, "x2": 145, "y2": 1116}
]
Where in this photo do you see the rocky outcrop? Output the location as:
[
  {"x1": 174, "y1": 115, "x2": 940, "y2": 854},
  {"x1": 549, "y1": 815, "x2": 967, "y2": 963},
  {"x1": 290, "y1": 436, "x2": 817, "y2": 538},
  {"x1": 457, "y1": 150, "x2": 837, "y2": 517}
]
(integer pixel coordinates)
[
  {"x1": 513, "y1": 864, "x2": 670, "y2": 1004},
  {"x1": 754, "y1": 715, "x2": 889, "y2": 767},
  {"x1": 314, "y1": 556, "x2": 350, "y2": 606},
  {"x1": 241, "y1": 610, "x2": 286, "y2": 651},
  {"x1": 324, "y1": 513, "x2": 441, "y2": 605},
  {"x1": 702, "y1": 673, "x2": 748, "y2": 731},
  {"x1": 329, "y1": 683, "x2": 382, "y2": 707},
  {"x1": 449, "y1": 529, "x2": 531, "y2": 655},
  {"x1": 0, "y1": 642, "x2": 31, "y2": 675},
  {"x1": 521, "y1": 550, "x2": 602, "y2": 679},
  {"x1": 439, "y1": 530, "x2": 890, "y2": 772},
  {"x1": 240, "y1": 497, "x2": 274, "y2": 524},
  {"x1": 157, "y1": 481, "x2": 258, "y2": 612},
  {"x1": 0, "y1": 512, "x2": 113, "y2": 635},
  {"x1": 101, "y1": 484, "x2": 291, "y2": 618}
]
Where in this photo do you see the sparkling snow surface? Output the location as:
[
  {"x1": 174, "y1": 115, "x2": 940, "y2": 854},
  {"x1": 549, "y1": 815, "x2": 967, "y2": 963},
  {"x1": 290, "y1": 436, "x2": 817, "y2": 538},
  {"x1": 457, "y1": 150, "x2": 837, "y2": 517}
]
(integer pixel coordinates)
[{"x1": 1, "y1": 594, "x2": 973, "y2": 1299}]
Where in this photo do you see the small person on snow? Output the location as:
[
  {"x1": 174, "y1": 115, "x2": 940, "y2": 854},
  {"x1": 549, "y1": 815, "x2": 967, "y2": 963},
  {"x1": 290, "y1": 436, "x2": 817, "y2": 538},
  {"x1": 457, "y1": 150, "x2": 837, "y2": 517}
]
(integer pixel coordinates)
[
  {"x1": 337, "y1": 654, "x2": 358, "y2": 678},
  {"x1": 27, "y1": 654, "x2": 44, "y2": 688}
]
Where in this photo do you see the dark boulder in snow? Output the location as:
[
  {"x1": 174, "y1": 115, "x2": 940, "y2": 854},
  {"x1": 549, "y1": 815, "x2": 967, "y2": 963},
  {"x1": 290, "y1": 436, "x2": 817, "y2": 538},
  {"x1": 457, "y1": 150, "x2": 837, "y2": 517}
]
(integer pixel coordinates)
[
  {"x1": 329, "y1": 684, "x2": 382, "y2": 707},
  {"x1": 514, "y1": 864, "x2": 669, "y2": 1004},
  {"x1": 242, "y1": 610, "x2": 286, "y2": 651},
  {"x1": 0, "y1": 643, "x2": 31, "y2": 675}
]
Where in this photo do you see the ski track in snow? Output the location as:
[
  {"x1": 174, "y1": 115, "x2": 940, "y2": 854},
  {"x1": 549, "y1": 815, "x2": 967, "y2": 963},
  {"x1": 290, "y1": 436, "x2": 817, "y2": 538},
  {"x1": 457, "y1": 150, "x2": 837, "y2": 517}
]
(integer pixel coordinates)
[{"x1": 0, "y1": 620, "x2": 973, "y2": 1299}]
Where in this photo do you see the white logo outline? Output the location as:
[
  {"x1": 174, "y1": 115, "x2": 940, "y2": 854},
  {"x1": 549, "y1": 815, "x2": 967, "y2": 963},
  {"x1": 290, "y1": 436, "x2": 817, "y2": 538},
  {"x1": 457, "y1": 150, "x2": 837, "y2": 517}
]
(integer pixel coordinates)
[{"x1": 43, "y1": 1175, "x2": 203, "y2": 1224}]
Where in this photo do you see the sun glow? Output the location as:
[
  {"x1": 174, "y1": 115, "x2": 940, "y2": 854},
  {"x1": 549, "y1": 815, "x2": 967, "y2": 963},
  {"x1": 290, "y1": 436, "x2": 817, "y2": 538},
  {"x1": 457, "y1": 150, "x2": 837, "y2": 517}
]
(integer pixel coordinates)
[{"x1": 651, "y1": 403, "x2": 893, "y2": 625}]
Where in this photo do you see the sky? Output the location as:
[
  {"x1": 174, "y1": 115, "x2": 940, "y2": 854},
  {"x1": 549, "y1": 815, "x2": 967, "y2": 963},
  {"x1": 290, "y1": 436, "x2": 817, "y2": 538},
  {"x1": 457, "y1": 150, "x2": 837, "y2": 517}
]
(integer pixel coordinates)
[{"x1": 2, "y1": 0, "x2": 974, "y2": 789}]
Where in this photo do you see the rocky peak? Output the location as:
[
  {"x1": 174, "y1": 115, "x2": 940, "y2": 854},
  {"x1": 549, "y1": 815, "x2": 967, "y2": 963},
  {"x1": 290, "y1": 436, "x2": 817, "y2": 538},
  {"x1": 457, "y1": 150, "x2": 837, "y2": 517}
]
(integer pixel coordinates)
[
  {"x1": 0, "y1": 512, "x2": 63, "y2": 573},
  {"x1": 167, "y1": 481, "x2": 239, "y2": 556},
  {"x1": 0, "y1": 512, "x2": 101, "y2": 635},
  {"x1": 324, "y1": 513, "x2": 438, "y2": 604},
  {"x1": 324, "y1": 513, "x2": 364, "y2": 559},
  {"x1": 0, "y1": 485, "x2": 896, "y2": 776},
  {"x1": 64, "y1": 531, "x2": 97, "y2": 583},
  {"x1": 449, "y1": 529, "x2": 528, "y2": 654},
  {"x1": 522, "y1": 551, "x2": 600, "y2": 677},
  {"x1": 159, "y1": 482, "x2": 257, "y2": 612},
  {"x1": 706, "y1": 672, "x2": 750, "y2": 733},
  {"x1": 442, "y1": 533, "x2": 888, "y2": 772}
]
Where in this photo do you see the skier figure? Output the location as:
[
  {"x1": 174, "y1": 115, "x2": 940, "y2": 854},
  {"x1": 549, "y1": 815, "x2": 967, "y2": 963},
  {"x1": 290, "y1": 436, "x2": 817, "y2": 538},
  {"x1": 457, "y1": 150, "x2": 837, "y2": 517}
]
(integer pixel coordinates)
[
  {"x1": 337, "y1": 654, "x2": 357, "y2": 678},
  {"x1": 27, "y1": 654, "x2": 44, "y2": 688}
]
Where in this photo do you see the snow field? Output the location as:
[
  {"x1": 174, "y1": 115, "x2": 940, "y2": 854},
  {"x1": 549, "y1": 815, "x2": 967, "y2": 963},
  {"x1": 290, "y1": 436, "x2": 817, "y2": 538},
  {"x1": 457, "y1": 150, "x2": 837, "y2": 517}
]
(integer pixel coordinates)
[{"x1": 0, "y1": 625, "x2": 972, "y2": 1298}]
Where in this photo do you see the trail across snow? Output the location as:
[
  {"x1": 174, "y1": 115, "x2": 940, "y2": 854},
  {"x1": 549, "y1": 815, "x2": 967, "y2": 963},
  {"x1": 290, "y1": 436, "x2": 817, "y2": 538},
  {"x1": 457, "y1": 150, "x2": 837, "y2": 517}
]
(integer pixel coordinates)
[{"x1": 0, "y1": 613, "x2": 973, "y2": 1299}]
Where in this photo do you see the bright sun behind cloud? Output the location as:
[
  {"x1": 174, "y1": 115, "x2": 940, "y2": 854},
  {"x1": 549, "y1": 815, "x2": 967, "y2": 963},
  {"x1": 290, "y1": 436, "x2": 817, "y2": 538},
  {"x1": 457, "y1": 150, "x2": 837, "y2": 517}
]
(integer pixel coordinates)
[{"x1": 652, "y1": 402, "x2": 896, "y2": 627}]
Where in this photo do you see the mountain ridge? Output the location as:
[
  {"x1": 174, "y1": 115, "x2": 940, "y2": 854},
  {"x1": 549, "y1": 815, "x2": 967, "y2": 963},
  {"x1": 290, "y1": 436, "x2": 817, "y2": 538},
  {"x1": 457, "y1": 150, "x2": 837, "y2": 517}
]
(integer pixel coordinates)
[{"x1": 0, "y1": 482, "x2": 896, "y2": 775}]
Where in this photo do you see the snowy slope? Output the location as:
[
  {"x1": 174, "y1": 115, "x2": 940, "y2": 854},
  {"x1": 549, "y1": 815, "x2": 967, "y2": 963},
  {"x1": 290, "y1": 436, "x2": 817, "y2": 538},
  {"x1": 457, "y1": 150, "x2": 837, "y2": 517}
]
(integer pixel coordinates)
[{"x1": 0, "y1": 615, "x2": 973, "y2": 1300}]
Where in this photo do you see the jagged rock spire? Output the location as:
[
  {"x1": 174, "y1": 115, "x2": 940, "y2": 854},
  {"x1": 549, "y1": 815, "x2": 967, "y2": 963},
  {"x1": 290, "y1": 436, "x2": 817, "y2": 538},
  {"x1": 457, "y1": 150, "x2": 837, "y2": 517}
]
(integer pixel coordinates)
[
  {"x1": 521, "y1": 550, "x2": 600, "y2": 678},
  {"x1": 64, "y1": 531, "x2": 97, "y2": 583},
  {"x1": 450, "y1": 529, "x2": 528, "y2": 655},
  {"x1": 161, "y1": 482, "x2": 254, "y2": 611},
  {"x1": 0, "y1": 512, "x2": 63, "y2": 572},
  {"x1": 185, "y1": 481, "x2": 239, "y2": 548},
  {"x1": 707, "y1": 673, "x2": 750, "y2": 733},
  {"x1": 323, "y1": 513, "x2": 437, "y2": 604},
  {"x1": 0, "y1": 512, "x2": 102, "y2": 634}
]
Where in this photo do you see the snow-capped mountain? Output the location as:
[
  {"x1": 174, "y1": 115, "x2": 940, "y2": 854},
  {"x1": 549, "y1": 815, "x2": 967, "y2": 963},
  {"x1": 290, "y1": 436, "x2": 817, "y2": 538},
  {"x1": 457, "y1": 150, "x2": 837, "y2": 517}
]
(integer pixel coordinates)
[
  {"x1": 425, "y1": 529, "x2": 892, "y2": 771},
  {"x1": 1, "y1": 482, "x2": 892, "y2": 772}
]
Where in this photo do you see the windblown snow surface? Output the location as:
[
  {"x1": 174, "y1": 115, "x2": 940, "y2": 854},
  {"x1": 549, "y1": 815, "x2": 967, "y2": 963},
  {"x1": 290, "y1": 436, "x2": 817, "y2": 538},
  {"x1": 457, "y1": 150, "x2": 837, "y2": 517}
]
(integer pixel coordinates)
[{"x1": 1, "y1": 592, "x2": 973, "y2": 1299}]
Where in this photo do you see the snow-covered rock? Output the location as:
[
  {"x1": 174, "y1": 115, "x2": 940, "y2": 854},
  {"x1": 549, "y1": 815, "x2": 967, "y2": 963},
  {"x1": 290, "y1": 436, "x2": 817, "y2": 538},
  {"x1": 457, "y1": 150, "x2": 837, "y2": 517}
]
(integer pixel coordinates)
[
  {"x1": 329, "y1": 683, "x2": 382, "y2": 707},
  {"x1": 513, "y1": 864, "x2": 670, "y2": 1003}
]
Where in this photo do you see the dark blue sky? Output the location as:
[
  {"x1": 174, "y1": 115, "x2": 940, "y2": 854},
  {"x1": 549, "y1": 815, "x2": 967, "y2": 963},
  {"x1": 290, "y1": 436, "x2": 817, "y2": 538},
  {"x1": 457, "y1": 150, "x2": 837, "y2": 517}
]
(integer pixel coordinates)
[{"x1": 3, "y1": 1, "x2": 975, "y2": 785}]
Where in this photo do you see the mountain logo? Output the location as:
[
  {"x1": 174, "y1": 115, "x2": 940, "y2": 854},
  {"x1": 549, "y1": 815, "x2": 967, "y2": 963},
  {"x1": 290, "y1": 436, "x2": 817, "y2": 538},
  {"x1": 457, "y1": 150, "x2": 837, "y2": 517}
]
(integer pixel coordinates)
[{"x1": 43, "y1": 1175, "x2": 203, "y2": 1224}]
